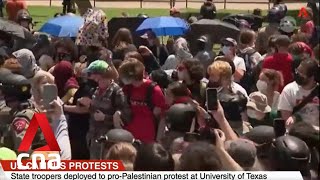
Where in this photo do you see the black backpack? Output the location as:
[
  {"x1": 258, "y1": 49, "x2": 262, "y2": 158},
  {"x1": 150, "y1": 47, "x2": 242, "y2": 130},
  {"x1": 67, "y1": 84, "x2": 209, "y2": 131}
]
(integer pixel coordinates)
[
  {"x1": 126, "y1": 82, "x2": 161, "y2": 135},
  {"x1": 238, "y1": 49, "x2": 256, "y2": 93}
]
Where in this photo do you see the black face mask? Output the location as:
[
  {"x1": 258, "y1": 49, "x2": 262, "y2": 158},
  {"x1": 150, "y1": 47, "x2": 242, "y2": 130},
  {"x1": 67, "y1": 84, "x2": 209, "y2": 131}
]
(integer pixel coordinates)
[
  {"x1": 295, "y1": 73, "x2": 309, "y2": 86},
  {"x1": 56, "y1": 53, "x2": 72, "y2": 61},
  {"x1": 207, "y1": 81, "x2": 221, "y2": 88},
  {"x1": 86, "y1": 79, "x2": 98, "y2": 88}
]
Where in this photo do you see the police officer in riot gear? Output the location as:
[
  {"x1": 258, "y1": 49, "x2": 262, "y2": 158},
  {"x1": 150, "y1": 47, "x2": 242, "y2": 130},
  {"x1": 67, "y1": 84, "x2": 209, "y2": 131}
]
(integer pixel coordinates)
[{"x1": 0, "y1": 68, "x2": 42, "y2": 152}]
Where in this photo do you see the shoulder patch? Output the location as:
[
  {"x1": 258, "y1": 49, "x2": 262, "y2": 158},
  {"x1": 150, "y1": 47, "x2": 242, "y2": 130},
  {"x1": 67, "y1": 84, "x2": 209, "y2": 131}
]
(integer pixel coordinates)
[{"x1": 12, "y1": 118, "x2": 29, "y2": 135}]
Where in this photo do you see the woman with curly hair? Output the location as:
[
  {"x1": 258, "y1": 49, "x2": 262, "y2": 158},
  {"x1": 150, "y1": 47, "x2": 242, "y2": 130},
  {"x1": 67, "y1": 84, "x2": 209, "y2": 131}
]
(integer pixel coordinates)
[
  {"x1": 112, "y1": 28, "x2": 137, "y2": 60},
  {"x1": 176, "y1": 59, "x2": 206, "y2": 106},
  {"x1": 53, "y1": 38, "x2": 78, "y2": 63}
]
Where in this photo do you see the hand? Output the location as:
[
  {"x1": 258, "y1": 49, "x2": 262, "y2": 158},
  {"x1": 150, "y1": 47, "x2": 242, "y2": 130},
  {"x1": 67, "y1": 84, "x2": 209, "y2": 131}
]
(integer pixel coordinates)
[
  {"x1": 79, "y1": 55, "x2": 87, "y2": 63},
  {"x1": 94, "y1": 110, "x2": 105, "y2": 122},
  {"x1": 78, "y1": 97, "x2": 92, "y2": 108},
  {"x1": 285, "y1": 116, "x2": 295, "y2": 127},
  {"x1": 210, "y1": 101, "x2": 226, "y2": 124},
  {"x1": 46, "y1": 99, "x2": 64, "y2": 121},
  {"x1": 139, "y1": 46, "x2": 153, "y2": 56},
  {"x1": 113, "y1": 111, "x2": 124, "y2": 128},
  {"x1": 214, "y1": 129, "x2": 226, "y2": 150},
  {"x1": 189, "y1": 99, "x2": 206, "y2": 127}
]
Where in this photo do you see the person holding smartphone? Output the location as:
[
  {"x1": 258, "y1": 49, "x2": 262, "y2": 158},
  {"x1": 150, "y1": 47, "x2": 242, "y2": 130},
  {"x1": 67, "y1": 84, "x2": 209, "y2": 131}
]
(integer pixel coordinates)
[{"x1": 207, "y1": 60, "x2": 248, "y2": 135}]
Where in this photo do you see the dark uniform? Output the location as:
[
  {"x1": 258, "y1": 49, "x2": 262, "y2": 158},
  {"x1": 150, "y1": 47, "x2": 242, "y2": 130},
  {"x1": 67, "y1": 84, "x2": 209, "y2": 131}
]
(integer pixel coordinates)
[
  {"x1": 0, "y1": 68, "x2": 41, "y2": 152},
  {"x1": 87, "y1": 82, "x2": 131, "y2": 159}
]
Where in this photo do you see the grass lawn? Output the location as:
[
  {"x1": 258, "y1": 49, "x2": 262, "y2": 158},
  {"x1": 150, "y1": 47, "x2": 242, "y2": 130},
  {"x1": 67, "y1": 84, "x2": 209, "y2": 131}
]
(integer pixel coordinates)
[{"x1": 14, "y1": 6, "x2": 300, "y2": 29}]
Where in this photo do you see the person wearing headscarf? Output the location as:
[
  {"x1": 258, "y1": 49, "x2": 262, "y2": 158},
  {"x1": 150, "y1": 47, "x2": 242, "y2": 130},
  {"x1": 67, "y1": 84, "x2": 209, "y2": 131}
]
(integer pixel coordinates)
[
  {"x1": 12, "y1": 49, "x2": 41, "y2": 79},
  {"x1": 161, "y1": 38, "x2": 193, "y2": 70},
  {"x1": 52, "y1": 60, "x2": 79, "y2": 104}
]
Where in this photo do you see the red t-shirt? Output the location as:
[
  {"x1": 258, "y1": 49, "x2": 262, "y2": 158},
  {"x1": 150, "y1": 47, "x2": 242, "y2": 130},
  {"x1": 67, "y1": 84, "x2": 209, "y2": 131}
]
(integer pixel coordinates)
[
  {"x1": 123, "y1": 80, "x2": 166, "y2": 143},
  {"x1": 262, "y1": 52, "x2": 293, "y2": 92}
]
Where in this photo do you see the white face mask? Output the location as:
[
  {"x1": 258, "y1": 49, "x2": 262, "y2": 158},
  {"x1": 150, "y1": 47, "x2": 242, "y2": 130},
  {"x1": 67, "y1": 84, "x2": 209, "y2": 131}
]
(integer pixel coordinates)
[
  {"x1": 121, "y1": 78, "x2": 132, "y2": 85},
  {"x1": 247, "y1": 109, "x2": 258, "y2": 119},
  {"x1": 256, "y1": 80, "x2": 268, "y2": 92},
  {"x1": 222, "y1": 46, "x2": 231, "y2": 55}
]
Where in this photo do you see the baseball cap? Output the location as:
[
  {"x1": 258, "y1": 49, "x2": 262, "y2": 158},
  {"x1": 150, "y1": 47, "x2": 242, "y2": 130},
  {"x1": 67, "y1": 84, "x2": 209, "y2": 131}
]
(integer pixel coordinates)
[
  {"x1": 83, "y1": 60, "x2": 110, "y2": 74},
  {"x1": 197, "y1": 35, "x2": 208, "y2": 43},
  {"x1": 279, "y1": 16, "x2": 296, "y2": 33},
  {"x1": 247, "y1": 92, "x2": 271, "y2": 113},
  {"x1": 221, "y1": 37, "x2": 237, "y2": 47},
  {"x1": 225, "y1": 139, "x2": 257, "y2": 168},
  {"x1": 0, "y1": 147, "x2": 17, "y2": 160}
]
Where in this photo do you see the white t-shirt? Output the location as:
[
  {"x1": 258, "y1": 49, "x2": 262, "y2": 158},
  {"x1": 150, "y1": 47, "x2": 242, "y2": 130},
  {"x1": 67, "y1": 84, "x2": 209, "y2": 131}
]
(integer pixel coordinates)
[
  {"x1": 278, "y1": 82, "x2": 319, "y2": 130},
  {"x1": 233, "y1": 55, "x2": 246, "y2": 72}
]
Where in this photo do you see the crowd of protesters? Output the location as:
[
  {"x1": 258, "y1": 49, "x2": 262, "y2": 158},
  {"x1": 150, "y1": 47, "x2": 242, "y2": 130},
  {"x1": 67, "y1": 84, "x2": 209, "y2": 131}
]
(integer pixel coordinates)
[{"x1": 0, "y1": 0, "x2": 319, "y2": 179}]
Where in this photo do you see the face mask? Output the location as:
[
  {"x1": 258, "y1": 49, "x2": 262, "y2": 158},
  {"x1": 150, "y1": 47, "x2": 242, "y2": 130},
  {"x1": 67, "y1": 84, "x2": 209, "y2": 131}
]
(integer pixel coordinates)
[
  {"x1": 295, "y1": 73, "x2": 308, "y2": 86},
  {"x1": 56, "y1": 53, "x2": 71, "y2": 61},
  {"x1": 221, "y1": 46, "x2": 231, "y2": 55},
  {"x1": 256, "y1": 80, "x2": 268, "y2": 92},
  {"x1": 121, "y1": 78, "x2": 132, "y2": 85},
  {"x1": 208, "y1": 81, "x2": 221, "y2": 88},
  {"x1": 87, "y1": 79, "x2": 98, "y2": 88}
]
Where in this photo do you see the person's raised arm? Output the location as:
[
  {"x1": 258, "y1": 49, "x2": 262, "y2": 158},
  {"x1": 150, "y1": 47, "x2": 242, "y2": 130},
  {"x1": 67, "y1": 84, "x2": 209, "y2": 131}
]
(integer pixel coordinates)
[
  {"x1": 47, "y1": 99, "x2": 71, "y2": 160},
  {"x1": 214, "y1": 129, "x2": 243, "y2": 171},
  {"x1": 211, "y1": 102, "x2": 238, "y2": 141}
]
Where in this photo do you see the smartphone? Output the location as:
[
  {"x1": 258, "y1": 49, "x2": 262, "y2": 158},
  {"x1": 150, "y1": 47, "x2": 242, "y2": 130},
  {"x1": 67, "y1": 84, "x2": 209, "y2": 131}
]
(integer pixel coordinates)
[
  {"x1": 42, "y1": 84, "x2": 58, "y2": 109},
  {"x1": 274, "y1": 118, "x2": 286, "y2": 137},
  {"x1": 183, "y1": 132, "x2": 200, "y2": 142},
  {"x1": 206, "y1": 88, "x2": 218, "y2": 111}
]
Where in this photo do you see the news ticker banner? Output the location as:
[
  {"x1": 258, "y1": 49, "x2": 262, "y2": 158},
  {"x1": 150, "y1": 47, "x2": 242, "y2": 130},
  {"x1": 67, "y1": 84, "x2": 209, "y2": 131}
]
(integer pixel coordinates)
[{"x1": 0, "y1": 160, "x2": 304, "y2": 180}]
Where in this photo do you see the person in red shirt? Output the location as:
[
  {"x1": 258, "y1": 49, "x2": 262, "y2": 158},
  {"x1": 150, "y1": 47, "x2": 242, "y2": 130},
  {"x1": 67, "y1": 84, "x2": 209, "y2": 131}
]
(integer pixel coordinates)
[
  {"x1": 5, "y1": 0, "x2": 27, "y2": 22},
  {"x1": 298, "y1": 7, "x2": 315, "y2": 36},
  {"x1": 262, "y1": 35, "x2": 293, "y2": 92},
  {"x1": 119, "y1": 58, "x2": 166, "y2": 143}
]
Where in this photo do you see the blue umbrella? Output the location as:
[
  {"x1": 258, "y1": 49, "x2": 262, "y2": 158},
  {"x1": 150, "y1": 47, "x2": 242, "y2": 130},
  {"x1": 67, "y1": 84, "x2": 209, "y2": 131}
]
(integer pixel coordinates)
[
  {"x1": 136, "y1": 16, "x2": 189, "y2": 36},
  {"x1": 39, "y1": 15, "x2": 84, "y2": 37}
]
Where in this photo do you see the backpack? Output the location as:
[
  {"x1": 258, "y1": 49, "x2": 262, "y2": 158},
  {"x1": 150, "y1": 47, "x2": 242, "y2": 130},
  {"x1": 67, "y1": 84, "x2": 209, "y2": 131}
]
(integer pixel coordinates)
[
  {"x1": 237, "y1": 49, "x2": 256, "y2": 93},
  {"x1": 126, "y1": 82, "x2": 160, "y2": 134}
]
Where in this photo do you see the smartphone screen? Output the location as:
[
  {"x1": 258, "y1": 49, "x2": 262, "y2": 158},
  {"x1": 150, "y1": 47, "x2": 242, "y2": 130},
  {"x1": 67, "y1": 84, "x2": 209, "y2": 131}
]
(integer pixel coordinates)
[
  {"x1": 206, "y1": 88, "x2": 218, "y2": 111},
  {"x1": 42, "y1": 84, "x2": 58, "y2": 109},
  {"x1": 274, "y1": 118, "x2": 286, "y2": 137}
]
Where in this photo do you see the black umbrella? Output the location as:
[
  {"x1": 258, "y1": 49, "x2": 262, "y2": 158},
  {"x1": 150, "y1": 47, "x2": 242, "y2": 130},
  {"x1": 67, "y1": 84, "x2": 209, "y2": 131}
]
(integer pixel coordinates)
[
  {"x1": 186, "y1": 19, "x2": 240, "y2": 55},
  {"x1": 108, "y1": 17, "x2": 146, "y2": 48},
  {"x1": 0, "y1": 18, "x2": 34, "y2": 41},
  {"x1": 222, "y1": 14, "x2": 263, "y2": 31}
]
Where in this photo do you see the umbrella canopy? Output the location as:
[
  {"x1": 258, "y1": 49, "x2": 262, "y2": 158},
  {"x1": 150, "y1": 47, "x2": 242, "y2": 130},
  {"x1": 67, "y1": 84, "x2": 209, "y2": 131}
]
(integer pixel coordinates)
[
  {"x1": 39, "y1": 15, "x2": 84, "y2": 37},
  {"x1": 222, "y1": 14, "x2": 263, "y2": 31},
  {"x1": 0, "y1": 18, "x2": 34, "y2": 41},
  {"x1": 136, "y1": 16, "x2": 189, "y2": 36},
  {"x1": 186, "y1": 19, "x2": 240, "y2": 55}
]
